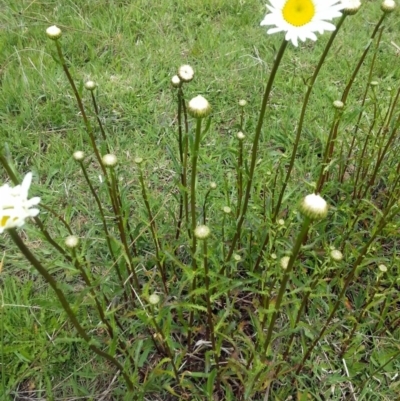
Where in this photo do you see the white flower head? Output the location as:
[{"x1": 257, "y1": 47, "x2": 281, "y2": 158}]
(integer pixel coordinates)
[
  {"x1": 341, "y1": 0, "x2": 362, "y2": 15},
  {"x1": 300, "y1": 193, "x2": 328, "y2": 220},
  {"x1": 178, "y1": 65, "x2": 194, "y2": 82},
  {"x1": 46, "y1": 25, "x2": 62, "y2": 40},
  {"x1": 65, "y1": 235, "x2": 79, "y2": 248},
  {"x1": 84, "y1": 80, "x2": 97, "y2": 91},
  {"x1": 381, "y1": 0, "x2": 396, "y2": 12},
  {"x1": 333, "y1": 100, "x2": 344, "y2": 109},
  {"x1": 149, "y1": 293, "x2": 160, "y2": 305},
  {"x1": 223, "y1": 206, "x2": 232, "y2": 214},
  {"x1": 102, "y1": 154, "x2": 118, "y2": 167},
  {"x1": 330, "y1": 249, "x2": 343, "y2": 261},
  {"x1": 188, "y1": 95, "x2": 211, "y2": 118},
  {"x1": 171, "y1": 75, "x2": 181, "y2": 88},
  {"x1": 0, "y1": 173, "x2": 40, "y2": 233},
  {"x1": 378, "y1": 264, "x2": 388, "y2": 272},
  {"x1": 280, "y1": 255, "x2": 290, "y2": 270},
  {"x1": 73, "y1": 151, "x2": 85, "y2": 161},
  {"x1": 194, "y1": 225, "x2": 211, "y2": 240},
  {"x1": 237, "y1": 131, "x2": 246, "y2": 140},
  {"x1": 260, "y1": 0, "x2": 344, "y2": 47}
]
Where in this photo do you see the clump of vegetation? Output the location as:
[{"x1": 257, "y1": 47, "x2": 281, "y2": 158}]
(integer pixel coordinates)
[{"x1": 1, "y1": 1, "x2": 400, "y2": 399}]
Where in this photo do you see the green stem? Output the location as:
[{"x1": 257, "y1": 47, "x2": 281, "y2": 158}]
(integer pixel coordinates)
[
  {"x1": 262, "y1": 217, "x2": 311, "y2": 354},
  {"x1": 224, "y1": 38, "x2": 288, "y2": 266},
  {"x1": 273, "y1": 15, "x2": 346, "y2": 221},
  {"x1": 138, "y1": 166, "x2": 168, "y2": 294}
]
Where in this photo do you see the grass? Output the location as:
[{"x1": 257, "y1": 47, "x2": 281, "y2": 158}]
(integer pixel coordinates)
[{"x1": 1, "y1": 0, "x2": 400, "y2": 400}]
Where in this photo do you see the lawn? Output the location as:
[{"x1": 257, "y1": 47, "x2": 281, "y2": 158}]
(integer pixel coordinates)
[{"x1": 1, "y1": 0, "x2": 400, "y2": 400}]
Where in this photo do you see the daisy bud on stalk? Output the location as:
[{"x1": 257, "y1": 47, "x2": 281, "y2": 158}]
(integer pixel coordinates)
[
  {"x1": 84, "y1": 80, "x2": 97, "y2": 91},
  {"x1": 333, "y1": 100, "x2": 344, "y2": 110},
  {"x1": 194, "y1": 225, "x2": 211, "y2": 240},
  {"x1": 237, "y1": 131, "x2": 246, "y2": 140},
  {"x1": 73, "y1": 151, "x2": 85, "y2": 161},
  {"x1": 381, "y1": 0, "x2": 396, "y2": 12},
  {"x1": 330, "y1": 249, "x2": 343, "y2": 262},
  {"x1": 341, "y1": 0, "x2": 362, "y2": 15},
  {"x1": 280, "y1": 256, "x2": 290, "y2": 270},
  {"x1": 65, "y1": 235, "x2": 79, "y2": 249},
  {"x1": 102, "y1": 154, "x2": 118, "y2": 167},
  {"x1": 0, "y1": 173, "x2": 40, "y2": 233},
  {"x1": 300, "y1": 193, "x2": 328, "y2": 221},
  {"x1": 149, "y1": 293, "x2": 160, "y2": 305},
  {"x1": 178, "y1": 65, "x2": 194, "y2": 83},
  {"x1": 46, "y1": 25, "x2": 62, "y2": 40},
  {"x1": 171, "y1": 75, "x2": 181, "y2": 88},
  {"x1": 188, "y1": 95, "x2": 211, "y2": 119}
]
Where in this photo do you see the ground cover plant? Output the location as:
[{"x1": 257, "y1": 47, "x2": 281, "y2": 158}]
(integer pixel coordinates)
[{"x1": 1, "y1": 0, "x2": 400, "y2": 400}]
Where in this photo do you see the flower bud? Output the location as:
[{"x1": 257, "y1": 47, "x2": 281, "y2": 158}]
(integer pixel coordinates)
[
  {"x1": 238, "y1": 99, "x2": 247, "y2": 107},
  {"x1": 188, "y1": 95, "x2": 211, "y2": 118},
  {"x1": 341, "y1": 0, "x2": 362, "y2": 15},
  {"x1": 209, "y1": 182, "x2": 217, "y2": 190},
  {"x1": 194, "y1": 225, "x2": 211, "y2": 240},
  {"x1": 237, "y1": 131, "x2": 245, "y2": 140},
  {"x1": 134, "y1": 157, "x2": 143, "y2": 165},
  {"x1": 65, "y1": 235, "x2": 79, "y2": 248},
  {"x1": 333, "y1": 100, "x2": 344, "y2": 110},
  {"x1": 102, "y1": 154, "x2": 118, "y2": 167},
  {"x1": 149, "y1": 293, "x2": 160, "y2": 305},
  {"x1": 84, "y1": 80, "x2": 97, "y2": 91},
  {"x1": 223, "y1": 206, "x2": 231, "y2": 214},
  {"x1": 171, "y1": 75, "x2": 181, "y2": 88},
  {"x1": 73, "y1": 151, "x2": 85, "y2": 161},
  {"x1": 46, "y1": 25, "x2": 62, "y2": 40},
  {"x1": 300, "y1": 193, "x2": 328, "y2": 221},
  {"x1": 233, "y1": 254, "x2": 242, "y2": 262},
  {"x1": 330, "y1": 249, "x2": 343, "y2": 262},
  {"x1": 378, "y1": 264, "x2": 388, "y2": 273},
  {"x1": 280, "y1": 256, "x2": 290, "y2": 270},
  {"x1": 381, "y1": 0, "x2": 396, "y2": 12},
  {"x1": 178, "y1": 65, "x2": 194, "y2": 82}
]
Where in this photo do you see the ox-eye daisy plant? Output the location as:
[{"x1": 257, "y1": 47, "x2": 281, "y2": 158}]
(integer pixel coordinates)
[{"x1": 1, "y1": 1, "x2": 400, "y2": 400}]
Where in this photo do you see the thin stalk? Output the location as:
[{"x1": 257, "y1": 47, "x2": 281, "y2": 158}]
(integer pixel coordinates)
[
  {"x1": 186, "y1": 117, "x2": 203, "y2": 352},
  {"x1": 236, "y1": 138, "x2": 244, "y2": 220},
  {"x1": 8, "y1": 229, "x2": 134, "y2": 392},
  {"x1": 315, "y1": 109, "x2": 342, "y2": 193},
  {"x1": 323, "y1": 15, "x2": 386, "y2": 184},
  {"x1": 262, "y1": 217, "x2": 311, "y2": 354},
  {"x1": 108, "y1": 167, "x2": 140, "y2": 290},
  {"x1": 224, "y1": 38, "x2": 288, "y2": 266},
  {"x1": 137, "y1": 166, "x2": 168, "y2": 294},
  {"x1": 89, "y1": 90, "x2": 111, "y2": 152},
  {"x1": 273, "y1": 16, "x2": 346, "y2": 221},
  {"x1": 175, "y1": 85, "x2": 185, "y2": 240},
  {"x1": 202, "y1": 238, "x2": 220, "y2": 371},
  {"x1": 149, "y1": 306, "x2": 181, "y2": 385},
  {"x1": 340, "y1": 25, "x2": 385, "y2": 184}
]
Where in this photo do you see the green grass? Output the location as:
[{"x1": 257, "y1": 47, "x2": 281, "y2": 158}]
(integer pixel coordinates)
[{"x1": 1, "y1": 0, "x2": 400, "y2": 400}]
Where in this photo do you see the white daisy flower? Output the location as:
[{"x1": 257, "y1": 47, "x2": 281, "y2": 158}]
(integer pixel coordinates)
[
  {"x1": 0, "y1": 173, "x2": 40, "y2": 233},
  {"x1": 260, "y1": 0, "x2": 344, "y2": 47}
]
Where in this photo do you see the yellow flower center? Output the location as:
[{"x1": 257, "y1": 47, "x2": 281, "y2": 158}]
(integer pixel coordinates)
[
  {"x1": 282, "y1": 0, "x2": 316, "y2": 27},
  {"x1": 0, "y1": 215, "x2": 10, "y2": 227}
]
